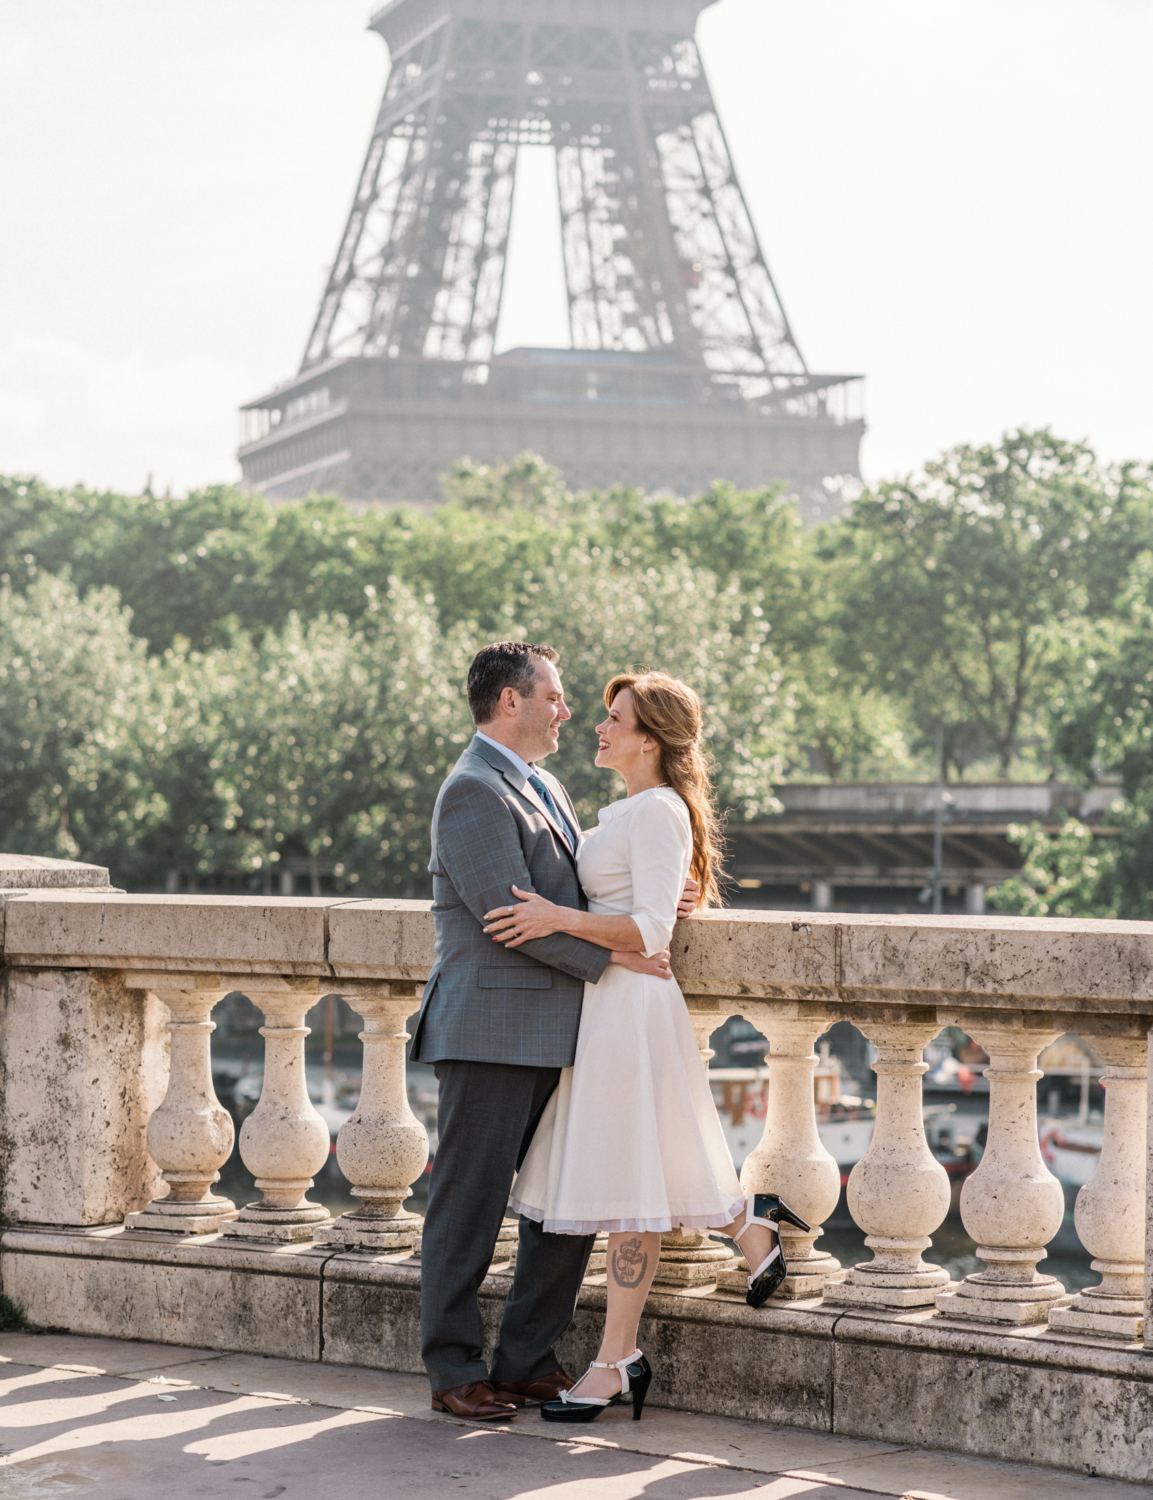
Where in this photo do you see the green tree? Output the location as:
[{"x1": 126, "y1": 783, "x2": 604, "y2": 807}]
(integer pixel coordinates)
[
  {"x1": 150, "y1": 584, "x2": 473, "y2": 895},
  {"x1": 14, "y1": 429, "x2": 1148, "y2": 899},
  {"x1": 438, "y1": 456, "x2": 817, "y2": 653},
  {"x1": 0, "y1": 575, "x2": 166, "y2": 879},
  {"x1": 0, "y1": 457, "x2": 819, "y2": 683},
  {"x1": 253, "y1": 496, "x2": 412, "y2": 636},
  {"x1": 989, "y1": 819, "x2": 1120, "y2": 918},
  {"x1": 788, "y1": 655, "x2": 915, "y2": 781},
  {"x1": 829, "y1": 431, "x2": 1152, "y2": 776},
  {"x1": 1037, "y1": 548, "x2": 1153, "y2": 917},
  {"x1": 0, "y1": 477, "x2": 273, "y2": 652}
]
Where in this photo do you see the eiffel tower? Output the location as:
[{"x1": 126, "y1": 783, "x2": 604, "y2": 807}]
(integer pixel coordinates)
[{"x1": 238, "y1": 0, "x2": 863, "y2": 519}]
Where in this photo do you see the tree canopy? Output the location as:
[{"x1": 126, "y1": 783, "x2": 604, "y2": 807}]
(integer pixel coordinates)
[
  {"x1": 826, "y1": 431, "x2": 1151, "y2": 777},
  {"x1": 2, "y1": 429, "x2": 1149, "y2": 903}
]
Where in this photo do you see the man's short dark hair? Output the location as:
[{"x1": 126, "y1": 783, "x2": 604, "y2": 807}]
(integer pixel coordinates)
[{"x1": 467, "y1": 641, "x2": 558, "y2": 725}]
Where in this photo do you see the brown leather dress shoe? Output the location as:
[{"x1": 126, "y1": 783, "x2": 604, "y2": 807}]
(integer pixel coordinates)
[
  {"x1": 430, "y1": 1381, "x2": 518, "y2": 1421},
  {"x1": 491, "y1": 1369, "x2": 575, "y2": 1407}
]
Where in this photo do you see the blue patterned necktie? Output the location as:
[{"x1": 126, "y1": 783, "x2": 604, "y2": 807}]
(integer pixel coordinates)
[{"x1": 528, "y1": 773, "x2": 576, "y2": 853}]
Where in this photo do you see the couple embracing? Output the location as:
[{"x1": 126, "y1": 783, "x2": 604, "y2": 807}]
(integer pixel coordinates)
[{"x1": 409, "y1": 641, "x2": 807, "y2": 1424}]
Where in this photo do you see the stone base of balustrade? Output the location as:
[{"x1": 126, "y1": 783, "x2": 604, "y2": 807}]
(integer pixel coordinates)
[
  {"x1": 4, "y1": 1224, "x2": 1153, "y2": 1483},
  {"x1": 5, "y1": 1223, "x2": 1152, "y2": 1480},
  {"x1": 1048, "y1": 1293, "x2": 1145, "y2": 1342},
  {"x1": 652, "y1": 1229, "x2": 734, "y2": 1289},
  {"x1": 935, "y1": 1273, "x2": 1073, "y2": 1326},
  {"x1": 124, "y1": 1194, "x2": 239, "y2": 1236},
  {"x1": 411, "y1": 1215, "x2": 518, "y2": 1267},
  {"x1": 715, "y1": 1249, "x2": 845, "y2": 1302},
  {"x1": 313, "y1": 1211, "x2": 421, "y2": 1253},
  {"x1": 823, "y1": 1266, "x2": 955, "y2": 1311},
  {"x1": 222, "y1": 1204, "x2": 332, "y2": 1245}
]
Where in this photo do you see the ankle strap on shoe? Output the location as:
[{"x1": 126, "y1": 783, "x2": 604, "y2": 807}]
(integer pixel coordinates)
[{"x1": 588, "y1": 1350, "x2": 643, "y2": 1395}]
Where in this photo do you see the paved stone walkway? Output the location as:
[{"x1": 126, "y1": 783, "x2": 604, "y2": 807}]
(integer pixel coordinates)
[{"x1": 0, "y1": 1332, "x2": 1145, "y2": 1499}]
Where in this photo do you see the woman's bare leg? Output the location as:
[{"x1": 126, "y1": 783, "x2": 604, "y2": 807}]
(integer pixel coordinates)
[
  {"x1": 571, "y1": 1231, "x2": 660, "y2": 1400},
  {"x1": 571, "y1": 1209, "x2": 776, "y2": 1401}
]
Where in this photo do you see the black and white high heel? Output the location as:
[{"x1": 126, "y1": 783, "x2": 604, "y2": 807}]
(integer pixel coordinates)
[
  {"x1": 539, "y1": 1350, "x2": 652, "y2": 1424},
  {"x1": 733, "y1": 1193, "x2": 810, "y2": 1309}
]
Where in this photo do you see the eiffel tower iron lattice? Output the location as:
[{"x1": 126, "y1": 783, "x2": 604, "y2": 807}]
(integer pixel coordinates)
[{"x1": 239, "y1": 0, "x2": 863, "y2": 519}]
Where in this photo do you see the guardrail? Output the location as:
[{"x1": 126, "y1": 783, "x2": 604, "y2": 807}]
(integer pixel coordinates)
[{"x1": 1, "y1": 872, "x2": 1150, "y2": 1478}]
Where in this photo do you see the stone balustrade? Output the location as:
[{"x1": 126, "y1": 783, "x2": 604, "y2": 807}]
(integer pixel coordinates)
[
  {"x1": 0, "y1": 866, "x2": 1151, "y2": 1480},
  {"x1": 315, "y1": 983, "x2": 429, "y2": 1252},
  {"x1": 122, "y1": 973, "x2": 238, "y2": 1235},
  {"x1": 824, "y1": 1018, "x2": 952, "y2": 1310}
]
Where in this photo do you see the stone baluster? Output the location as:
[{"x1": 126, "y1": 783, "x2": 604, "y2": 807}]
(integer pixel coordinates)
[
  {"x1": 717, "y1": 1007, "x2": 843, "y2": 1299},
  {"x1": 651, "y1": 995, "x2": 737, "y2": 1290},
  {"x1": 1148, "y1": 1023, "x2": 1153, "y2": 1357},
  {"x1": 316, "y1": 986, "x2": 429, "y2": 1252},
  {"x1": 824, "y1": 1018, "x2": 952, "y2": 1309},
  {"x1": 684, "y1": 996, "x2": 734, "y2": 1067},
  {"x1": 123, "y1": 973, "x2": 238, "y2": 1234},
  {"x1": 223, "y1": 979, "x2": 332, "y2": 1243},
  {"x1": 936, "y1": 1022, "x2": 1071, "y2": 1324},
  {"x1": 1049, "y1": 1034, "x2": 1147, "y2": 1340}
]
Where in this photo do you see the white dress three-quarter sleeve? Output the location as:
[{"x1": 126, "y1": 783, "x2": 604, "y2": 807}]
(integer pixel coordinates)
[
  {"x1": 625, "y1": 792, "x2": 691, "y2": 956},
  {"x1": 509, "y1": 786, "x2": 744, "y2": 1235}
]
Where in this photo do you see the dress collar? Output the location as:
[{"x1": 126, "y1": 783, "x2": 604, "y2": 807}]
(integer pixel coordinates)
[{"x1": 597, "y1": 786, "x2": 669, "y2": 824}]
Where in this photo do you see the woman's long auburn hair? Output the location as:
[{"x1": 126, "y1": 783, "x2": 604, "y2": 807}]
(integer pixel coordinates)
[{"x1": 604, "y1": 671, "x2": 723, "y2": 910}]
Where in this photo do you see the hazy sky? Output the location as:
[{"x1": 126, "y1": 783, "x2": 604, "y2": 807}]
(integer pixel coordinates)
[{"x1": 1, "y1": 0, "x2": 1149, "y2": 497}]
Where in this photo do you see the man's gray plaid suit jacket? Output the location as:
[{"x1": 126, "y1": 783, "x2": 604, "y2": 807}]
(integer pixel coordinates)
[{"x1": 409, "y1": 735, "x2": 611, "y2": 1067}]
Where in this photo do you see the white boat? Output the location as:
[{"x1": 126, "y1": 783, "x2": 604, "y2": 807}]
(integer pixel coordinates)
[{"x1": 1040, "y1": 1120, "x2": 1103, "y2": 1187}]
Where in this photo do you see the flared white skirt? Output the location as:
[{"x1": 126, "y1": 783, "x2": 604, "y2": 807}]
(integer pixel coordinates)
[{"x1": 508, "y1": 962, "x2": 744, "y2": 1235}]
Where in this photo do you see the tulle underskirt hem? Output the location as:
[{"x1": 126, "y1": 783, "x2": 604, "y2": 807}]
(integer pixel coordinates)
[{"x1": 508, "y1": 1193, "x2": 745, "y2": 1237}]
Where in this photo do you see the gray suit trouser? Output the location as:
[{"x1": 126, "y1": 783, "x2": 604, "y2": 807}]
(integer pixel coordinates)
[{"x1": 420, "y1": 1060, "x2": 594, "y2": 1391}]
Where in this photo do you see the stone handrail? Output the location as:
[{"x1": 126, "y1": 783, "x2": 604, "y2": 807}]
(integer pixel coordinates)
[{"x1": 0, "y1": 889, "x2": 1149, "y2": 1347}]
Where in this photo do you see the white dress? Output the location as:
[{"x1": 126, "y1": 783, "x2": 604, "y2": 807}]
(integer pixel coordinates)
[{"x1": 509, "y1": 786, "x2": 744, "y2": 1234}]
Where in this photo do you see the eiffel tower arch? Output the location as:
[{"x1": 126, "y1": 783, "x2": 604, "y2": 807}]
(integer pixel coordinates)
[{"x1": 238, "y1": 0, "x2": 864, "y2": 519}]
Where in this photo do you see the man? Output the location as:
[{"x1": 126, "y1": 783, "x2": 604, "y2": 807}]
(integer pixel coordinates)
[{"x1": 410, "y1": 641, "x2": 686, "y2": 1421}]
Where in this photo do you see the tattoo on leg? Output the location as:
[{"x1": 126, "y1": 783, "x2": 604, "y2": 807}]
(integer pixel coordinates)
[{"x1": 610, "y1": 1236, "x2": 649, "y2": 1289}]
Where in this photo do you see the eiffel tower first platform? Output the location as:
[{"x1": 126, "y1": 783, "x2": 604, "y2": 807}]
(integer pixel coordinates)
[{"x1": 238, "y1": 0, "x2": 864, "y2": 520}]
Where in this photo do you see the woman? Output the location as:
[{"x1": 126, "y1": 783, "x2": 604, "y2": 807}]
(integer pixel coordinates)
[{"x1": 483, "y1": 671, "x2": 806, "y2": 1424}]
